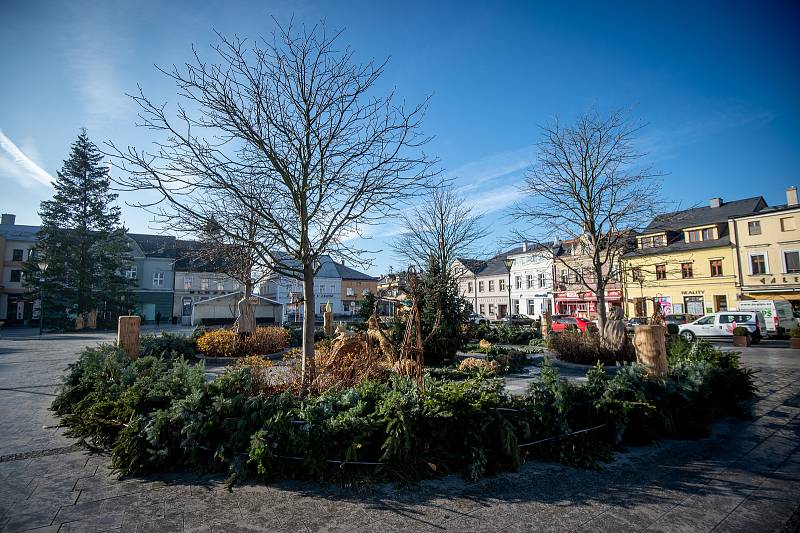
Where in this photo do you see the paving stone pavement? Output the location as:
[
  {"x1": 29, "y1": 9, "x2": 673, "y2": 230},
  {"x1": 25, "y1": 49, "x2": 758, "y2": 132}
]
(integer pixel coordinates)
[{"x1": 1, "y1": 331, "x2": 799, "y2": 532}]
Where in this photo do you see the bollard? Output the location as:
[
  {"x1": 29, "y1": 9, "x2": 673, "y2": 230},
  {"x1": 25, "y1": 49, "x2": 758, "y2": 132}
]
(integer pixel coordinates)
[
  {"x1": 633, "y1": 325, "x2": 668, "y2": 377},
  {"x1": 118, "y1": 315, "x2": 141, "y2": 359}
]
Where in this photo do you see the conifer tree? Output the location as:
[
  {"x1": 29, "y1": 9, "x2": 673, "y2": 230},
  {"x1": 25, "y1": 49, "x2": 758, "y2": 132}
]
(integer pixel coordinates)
[{"x1": 25, "y1": 129, "x2": 133, "y2": 326}]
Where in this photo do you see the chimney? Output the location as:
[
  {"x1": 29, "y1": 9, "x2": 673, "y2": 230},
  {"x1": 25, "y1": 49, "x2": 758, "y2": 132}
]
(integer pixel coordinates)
[
  {"x1": 1, "y1": 213, "x2": 15, "y2": 225},
  {"x1": 787, "y1": 186, "x2": 798, "y2": 207},
  {"x1": 522, "y1": 242, "x2": 528, "y2": 253},
  {"x1": 709, "y1": 198, "x2": 722, "y2": 208}
]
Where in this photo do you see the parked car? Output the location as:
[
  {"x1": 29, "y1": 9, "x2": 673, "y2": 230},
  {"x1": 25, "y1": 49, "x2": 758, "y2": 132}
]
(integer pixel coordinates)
[
  {"x1": 508, "y1": 314, "x2": 535, "y2": 326},
  {"x1": 664, "y1": 314, "x2": 695, "y2": 325},
  {"x1": 625, "y1": 316, "x2": 649, "y2": 334},
  {"x1": 551, "y1": 315, "x2": 596, "y2": 333},
  {"x1": 736, "y1": 300, "x2": 795, "y2": 338},
  {"x1": 679, "y1": 311, "x2": 766, "y2": 343},
  {"x1": 468, "y1": 313, "x2": 489, "y2": 325}
]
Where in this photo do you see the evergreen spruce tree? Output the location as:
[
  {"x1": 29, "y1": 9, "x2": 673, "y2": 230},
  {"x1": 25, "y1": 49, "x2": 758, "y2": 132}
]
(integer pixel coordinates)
[
  {"x1": 417, "y1": 257, "x2": 471, "y2": 364},
  {"x1": 25, "y1": 129, "x2": 133, "y2": 327}
]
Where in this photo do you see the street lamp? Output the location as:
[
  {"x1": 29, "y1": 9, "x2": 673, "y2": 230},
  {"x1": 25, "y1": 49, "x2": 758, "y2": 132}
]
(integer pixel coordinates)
[
  {"x1": 37, "y1": 261, "x2": 49, "y2": 336},
  {"x1": 502, "y1": 257, "x2": 514, "y2": 323}
]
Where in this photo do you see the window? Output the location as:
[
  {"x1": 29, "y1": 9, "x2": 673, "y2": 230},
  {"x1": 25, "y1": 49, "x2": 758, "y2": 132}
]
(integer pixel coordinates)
[
  {"x1": 12, "y1": 249, "x2": 23, "y2": 261},
  {"x1": 124, "y1": 265, "x2": 137, "y2": 279},
  {"x1": 488, "y1": 280, "x2": 495, "y2": 292},
  {"x1": 362, "y1": 288, "x2": 370, "y2": 296},
  {"x1": 346, "y1": 287, "x2": 355, "y2": 296},
  {"x1": 631, "y1": 267, "x2": 642, "y2": 282},
  {"x1": 715, "y1": 295, "x2": 728, "y2": 312},
  {"x1": 515, "y1": 276, "x2": 522, "y2": 289},
  {"x1": 639, "y1": 235, "x2": 666, "y2": 249},
  {"x1": 687, "y1": 230, "x2": 701, "y2": 242},
  {"x1": 528, "y1": 301, "x2": 536, "y2": 315},
  {"x1": 478, "y1": 281, "x2": 484, "y2": 292},
  {"x1": 499, "y1": 279, "x2": 505, "y2": 292},
  {"x1": 319, "y1": 284, "x2": 326, "y2": 293},
  {"x1": 153, "y1": 272, "x2": 164, "y2": 287},
  {"x1": 488, "y1": 304, "x2": 496, "y2": 316},
  {"x1": 656, "y1": 264, "x2": 667, "y2": 280},
  {"x1": 526, "y1": 274, "x2": 533, "y2": 289},
  {"x1": 201, "y1": 278, "x2": 210, "y2": 290},
  {"x1": 479, "y1": 304, "x2": 485, "y2": 315},
  {"x1": 681, "y1": 262, "x2": 693, "y2": 279},
  {"x1": 184, "y1": 276, "x2": 193, "y2": 290},
  {"x1": 513, "y1": 300, "x2": 520, "y2": 314},
  {"x1": 467, "y1": 282, "x2": 473, "y2": 293},
  {"x1": 10, "y1": 270, "x2": 22, "y2": 282},
  {"x1": 750, "y1": 253, "x2": 767, "y2": 275},
  {"x1": 217, "y1": 281, "x2": 225, "y2": 291},
  {"x1": 695, "y1": 315, "x2": 715, "y2": 325},
  {"x1": 748, "y1": 221, "x2": 761, "y2": 235},
  {"x1": 538, "y1": 272, "x2": 546, "y2": 288},
  {"x1": 710, "y1": 260, "x2": 723, "y2": 277},
  {"x1": 560, "y1": 269, "x2": 568, "y2": 284},
  {"x1": 703, "y1": 228, "x2": 714, "y2": 241},
  {"x1": 784, "y1": 250, "x2": 800, "y2": 273},
  {"x1": 781, "y1": 217, "x2": 797, "y2": 232}
]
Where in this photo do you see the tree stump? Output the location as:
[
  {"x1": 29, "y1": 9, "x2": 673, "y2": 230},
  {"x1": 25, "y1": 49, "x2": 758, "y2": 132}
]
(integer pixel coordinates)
[
  {"x1": 633, "y1": 325, "x2": 668, "y2": 376},
  {"x1": 87, "y1": 309, "x2": 97, "y2": 329},
  {"x1": 118, "y1": 315, "x2": 141, "y2": 359},
  {"x1": 541, "y1": 310, "x2": 551, "y2": 341}
]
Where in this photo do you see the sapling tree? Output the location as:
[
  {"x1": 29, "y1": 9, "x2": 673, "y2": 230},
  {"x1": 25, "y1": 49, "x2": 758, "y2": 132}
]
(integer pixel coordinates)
[{"x1": 109, "y1": 22, "x2": 434, "y2": 392}]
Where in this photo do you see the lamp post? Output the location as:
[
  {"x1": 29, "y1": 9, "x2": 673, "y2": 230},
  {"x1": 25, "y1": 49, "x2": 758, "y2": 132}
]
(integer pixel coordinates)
[
  {"x1": 37, "y1": 261, "x2": 49, "y2": 336},
  {"x1": 502, "y1": 257, "x2": 514, "y2": 323}
]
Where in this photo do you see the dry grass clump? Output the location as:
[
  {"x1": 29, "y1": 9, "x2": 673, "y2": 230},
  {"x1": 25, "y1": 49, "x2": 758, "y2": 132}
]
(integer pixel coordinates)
[
  {"x1": 457, "y1": 357, "x2": 499, "y2": 375},
  {"x1": 196, "y1": 326, "x2": 290, "y2": 358}
]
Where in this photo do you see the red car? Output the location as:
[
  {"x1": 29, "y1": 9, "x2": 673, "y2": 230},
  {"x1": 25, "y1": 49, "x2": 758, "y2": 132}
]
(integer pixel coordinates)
[{"x1": 550, "y1": 316, "x2": 596, "y2": 333}]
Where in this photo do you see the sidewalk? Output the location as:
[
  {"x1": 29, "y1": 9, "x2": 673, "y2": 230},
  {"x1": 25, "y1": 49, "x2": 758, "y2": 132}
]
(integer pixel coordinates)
[{"x1": 1, "y1": 335, "x2": 798, "y2": 532}]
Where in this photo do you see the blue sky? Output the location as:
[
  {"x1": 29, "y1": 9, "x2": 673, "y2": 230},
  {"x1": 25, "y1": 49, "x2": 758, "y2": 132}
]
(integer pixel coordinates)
[{"x1": 1, "y1": 0, "x2": 798, "y2": 275}]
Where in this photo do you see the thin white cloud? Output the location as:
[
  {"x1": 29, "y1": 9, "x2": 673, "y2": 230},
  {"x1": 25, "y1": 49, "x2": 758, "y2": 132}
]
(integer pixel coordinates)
[{"x1": 0, "y1": 129, "x2": 54, "y2": 187}]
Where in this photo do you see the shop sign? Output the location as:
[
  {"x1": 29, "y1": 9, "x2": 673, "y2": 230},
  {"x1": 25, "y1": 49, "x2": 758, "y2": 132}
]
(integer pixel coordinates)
[
  {"x1": 681, "y1": 290, "x2": 704, "y2": 295},
  {"x1": 758, "y1": 276, "x2": 800, "y2": 285}
]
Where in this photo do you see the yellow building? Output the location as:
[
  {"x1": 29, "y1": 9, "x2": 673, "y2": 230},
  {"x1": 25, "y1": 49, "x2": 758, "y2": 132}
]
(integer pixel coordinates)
[
  {"x1": 729, "y1": 187, "x2": 800, "y2": 311},
  {"x1": 623, "y1": 196, "x2": 766, "y2": 318}
]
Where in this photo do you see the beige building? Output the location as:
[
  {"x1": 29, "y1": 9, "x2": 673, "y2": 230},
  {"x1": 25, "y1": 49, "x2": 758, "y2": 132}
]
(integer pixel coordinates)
[
  {"x1": 0, "y1": 214, "x2": 40, "y2": 325},
  {"x1": 729, "y1": 187, "x2": 800, "y2": 312},
  {"x1": 338, "y1": 264, "x2": 378, "y2": 316}
]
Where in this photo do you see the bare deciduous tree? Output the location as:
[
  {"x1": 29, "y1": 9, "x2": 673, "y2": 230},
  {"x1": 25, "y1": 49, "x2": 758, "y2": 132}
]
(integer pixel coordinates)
[
  {"x1": 108, "y1": 22, "x2": 435, "y2": 392},
  {"x1": 512, "y1": 109, "x2": 663, "y2": 333},
  {"x1": 392, "y1": 185, "x2": 489, "y2": 277}
]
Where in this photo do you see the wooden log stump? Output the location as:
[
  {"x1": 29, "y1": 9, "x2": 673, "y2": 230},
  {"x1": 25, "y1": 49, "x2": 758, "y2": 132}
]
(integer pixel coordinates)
[
  {"x1": 117, "y1": 315, "x2": 141, "y2": 359},
  {"x1": 75, "y1": 313, "x2": 85, "y2": 331},
  {"x1": 541, "y1": 310, "x2": 551, "y2": 341},
  {"x1": 323, "y1": 301, "x2": 334, "y2": 337},
  {"x1": 633, "y1": 325, "x2": 668, "y2": 376},
  {"x1": 87, "y1": 309, "x2": 97, "y2": 329}
]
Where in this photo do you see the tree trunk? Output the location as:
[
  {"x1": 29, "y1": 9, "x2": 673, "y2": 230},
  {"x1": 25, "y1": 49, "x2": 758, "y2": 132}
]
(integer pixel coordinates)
[
  {"x1": 595, "y1": 288, "x2": 607, "y2": 336},
  {"x1": 301, "y1": 262, "x2": 316, "y2": 394},
  {"x1": 633, "y1": 325, "x2": 668, "y2": 376}
]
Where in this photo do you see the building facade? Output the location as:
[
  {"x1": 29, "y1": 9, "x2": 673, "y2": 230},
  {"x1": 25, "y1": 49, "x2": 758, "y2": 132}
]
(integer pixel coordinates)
[
  {"x1": 622, "y1": 196, "x2": 766, "y2": 318},
  {"x1": 337, "y1": 263, "x2": 378, "y2": 316},
  {"x1": 126, "y1": 234, "x2": 176, "y2": 322},
  {"x1": 455, "y1": 249, "x2": 518, "y2": 320},
  {"x1": 729, "y1": 187, "x2": 800, "y2": 312},
  {"x1": 0, "y1": 214, "x2": 39, "y2": 325},
  {"x1": 507, "y1": 242, "x2": 559, "y2": 318},
  {"x1": 550, "y1": 238, "x2": 625, "y2": 319}
]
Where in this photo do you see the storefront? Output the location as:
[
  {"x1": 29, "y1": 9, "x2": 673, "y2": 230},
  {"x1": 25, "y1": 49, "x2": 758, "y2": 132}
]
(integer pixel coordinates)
[{"x1": 554, "y1": 289, "x2": 623, "y2": 319}]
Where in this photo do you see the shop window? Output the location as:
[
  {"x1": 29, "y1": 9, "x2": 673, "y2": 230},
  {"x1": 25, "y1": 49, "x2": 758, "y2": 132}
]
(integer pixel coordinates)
[
  {"x1": 528, "y1": 300, "x2": 537, "y2": 315},
  {"x1": 684, "y1": 296, "x2": 705, "y2": 316},
  {"x1": 655, "y1": 264, "x2": 667, "y2": 280},
  {"x1": 750, "y1": 253, "x2": 768, "y2": 275},
  {"x1": 681, "y1": 262, "x2": 693, "y2": 279},
  {"x1": 488, "y1": 304, "x2": 496, "y2": 316},
  {"x1": 710, "y1": 260, "x2": 723, "y2": 277},
  {"x1": 747, "y1": 221, "x2": 761, "y2": 235}
]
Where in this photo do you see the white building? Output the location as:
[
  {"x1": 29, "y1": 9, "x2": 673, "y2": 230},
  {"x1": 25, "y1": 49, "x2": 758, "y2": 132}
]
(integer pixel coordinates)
[
  {"x1": 0, "y1": 214, "x2": 39, "y2": 325},
  {"x1": 258, "y1": 255, "x2": 343, "y2": 322},
  {"x1": 507, "y1": 242, "x2": 561, "y2": 319}
]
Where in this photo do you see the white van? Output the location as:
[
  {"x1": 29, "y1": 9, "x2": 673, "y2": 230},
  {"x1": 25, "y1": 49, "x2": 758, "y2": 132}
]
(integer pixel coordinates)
[
  {"x1": 679, "y1": 311, "x2": 766, "y2": 343},
  {"x1": 736, "y1": 300, "x2": 795, "y2": 337}
]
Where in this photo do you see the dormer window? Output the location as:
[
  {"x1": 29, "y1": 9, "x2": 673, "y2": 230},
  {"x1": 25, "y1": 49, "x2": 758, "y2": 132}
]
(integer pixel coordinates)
[
  {"x1": 639, "y1": 235, "x2": 666, "y2": 249},
  {"x1": 687, "y1": 227, "x2": 715, "y2": 243}
]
